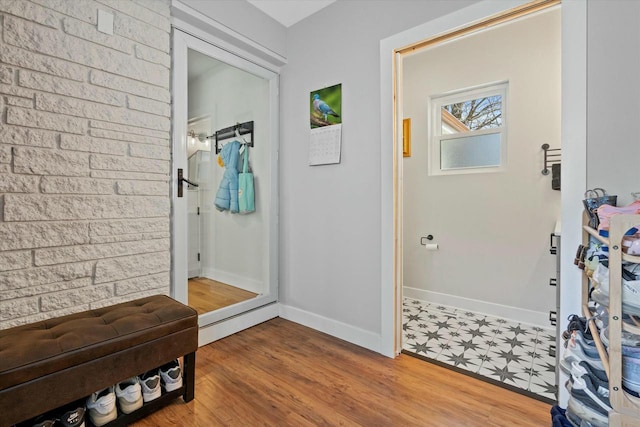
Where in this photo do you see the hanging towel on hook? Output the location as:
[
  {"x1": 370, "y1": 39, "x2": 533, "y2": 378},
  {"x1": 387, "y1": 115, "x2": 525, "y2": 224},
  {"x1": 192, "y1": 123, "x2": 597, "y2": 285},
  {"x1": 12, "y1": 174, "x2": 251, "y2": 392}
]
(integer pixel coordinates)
[
  {"x1": 214, "y1": 140, "x2": 240, "y2": 213},
  {"x1": 551, "y1": 163, "x2": 561, "y2": 191}
]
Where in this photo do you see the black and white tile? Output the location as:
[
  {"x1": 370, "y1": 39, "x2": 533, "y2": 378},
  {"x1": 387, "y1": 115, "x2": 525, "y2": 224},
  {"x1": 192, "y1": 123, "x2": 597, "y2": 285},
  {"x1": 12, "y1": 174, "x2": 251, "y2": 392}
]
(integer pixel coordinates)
[{"x1": 402, "y1": 298, "x2": 557, "y2": 401}]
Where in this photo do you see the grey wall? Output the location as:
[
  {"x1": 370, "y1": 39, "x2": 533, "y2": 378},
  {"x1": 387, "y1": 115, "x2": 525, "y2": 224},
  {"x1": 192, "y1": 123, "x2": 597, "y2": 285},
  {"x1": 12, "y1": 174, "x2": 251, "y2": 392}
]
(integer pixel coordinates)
[
  {"x1": 587, "y1": 0, "x2": 640, "y2": 205},
  {"x1": 279, "y1": 1, "x2": 476, "y2": 334}
]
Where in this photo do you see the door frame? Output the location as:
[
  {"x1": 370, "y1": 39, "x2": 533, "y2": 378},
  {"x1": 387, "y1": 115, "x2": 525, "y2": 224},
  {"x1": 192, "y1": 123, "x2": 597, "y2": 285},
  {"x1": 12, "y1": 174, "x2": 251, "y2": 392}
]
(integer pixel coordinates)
[
  {"x1": 171, "y1": 11, "x2": 282, "y2": 343},
  {"x1": 379, "y1": 1, "x2": 587, "y2": 394}
]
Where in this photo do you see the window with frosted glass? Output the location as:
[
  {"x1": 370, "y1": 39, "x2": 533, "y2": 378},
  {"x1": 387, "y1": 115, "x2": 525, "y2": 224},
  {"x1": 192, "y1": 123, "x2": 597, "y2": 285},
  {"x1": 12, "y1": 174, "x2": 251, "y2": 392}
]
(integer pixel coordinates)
[
  {"x1": 440, "y1": 133, "x2": 501, "y2": 170},
  {"x1": 429, "y1": 83, "x2": 507, "y2": 175}
]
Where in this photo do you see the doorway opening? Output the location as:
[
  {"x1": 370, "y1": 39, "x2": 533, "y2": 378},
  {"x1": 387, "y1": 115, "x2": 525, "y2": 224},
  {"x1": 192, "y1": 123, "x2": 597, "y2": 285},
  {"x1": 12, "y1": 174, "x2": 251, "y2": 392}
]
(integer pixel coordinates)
[{"x1": 395, "y1": 1, "x2": 560, "y2": 403}]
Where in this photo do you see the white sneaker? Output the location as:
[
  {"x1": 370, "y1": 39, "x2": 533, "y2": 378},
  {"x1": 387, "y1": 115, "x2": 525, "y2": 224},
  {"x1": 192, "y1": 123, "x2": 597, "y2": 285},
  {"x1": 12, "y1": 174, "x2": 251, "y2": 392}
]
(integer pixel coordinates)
[
  {"x1": 567, "y1": 394, "x2": 609, "y2": 427},
  {"x1": 591, "y1": 262, "x2": 640, "y2": 316},
  {"x1": 569, "y1": 361, "x2": 610, "y2": 397},
  {"x1": 115, "y1": 377, "x2": 143, "y2": 414},
  {"x1": 86, "y1": 387, "x2": 117, "y2": 427},
  {"x1": 560, "y1": 336, "x2": 605, "y2": 375},
  {"x1": 159, "y1": 359, "x2": 183, "y2": 392},
  {"x1": 599, "y1": 327, "x2": 640, "y2": 393},
  {"x1": 139, "y1": 370, "x2": 161, "y2": 402}
]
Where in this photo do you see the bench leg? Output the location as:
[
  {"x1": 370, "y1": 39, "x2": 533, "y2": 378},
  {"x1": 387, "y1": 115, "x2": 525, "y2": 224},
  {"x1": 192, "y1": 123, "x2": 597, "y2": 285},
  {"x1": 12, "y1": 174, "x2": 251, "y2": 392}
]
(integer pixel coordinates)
[{"x1": 183, "y1": 352, "x2": 196, "y2": 402}]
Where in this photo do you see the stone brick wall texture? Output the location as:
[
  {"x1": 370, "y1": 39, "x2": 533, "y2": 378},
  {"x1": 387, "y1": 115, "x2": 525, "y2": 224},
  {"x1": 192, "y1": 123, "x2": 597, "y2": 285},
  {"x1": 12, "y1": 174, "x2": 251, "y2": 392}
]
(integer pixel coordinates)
[{"x1": 0, "y1": 0, "x2": 172, "y2": 329}]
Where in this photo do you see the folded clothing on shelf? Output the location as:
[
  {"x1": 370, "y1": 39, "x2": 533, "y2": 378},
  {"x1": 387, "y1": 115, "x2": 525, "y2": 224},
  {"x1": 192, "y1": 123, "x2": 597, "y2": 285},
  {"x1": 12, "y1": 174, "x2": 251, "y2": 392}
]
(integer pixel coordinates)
[{"x1": 596, "y1": 201, "x2": 640, "y2": 232}]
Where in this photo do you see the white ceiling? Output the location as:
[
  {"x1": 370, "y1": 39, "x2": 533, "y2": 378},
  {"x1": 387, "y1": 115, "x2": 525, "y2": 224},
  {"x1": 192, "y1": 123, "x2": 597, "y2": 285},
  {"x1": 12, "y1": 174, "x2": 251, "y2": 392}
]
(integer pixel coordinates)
[{"x1": 246, "y1": 0, "x2": 336, "y2": 27}]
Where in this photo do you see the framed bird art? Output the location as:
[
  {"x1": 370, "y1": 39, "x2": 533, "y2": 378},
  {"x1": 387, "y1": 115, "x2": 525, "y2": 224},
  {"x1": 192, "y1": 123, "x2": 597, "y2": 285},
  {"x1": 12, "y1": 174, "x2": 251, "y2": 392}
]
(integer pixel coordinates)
[{"x1": 310, "y1": 84, "x2": 342, "y2": 128}]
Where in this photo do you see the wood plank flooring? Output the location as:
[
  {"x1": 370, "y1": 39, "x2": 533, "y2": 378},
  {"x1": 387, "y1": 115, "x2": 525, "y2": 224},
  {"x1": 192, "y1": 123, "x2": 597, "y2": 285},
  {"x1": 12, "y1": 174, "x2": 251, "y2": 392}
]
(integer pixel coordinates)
[
  {"x1": 188, "y1": 277, "x2": 257, "y2": 315},
  {"x1": 132, "y1": 318, "x2": 551, "y2": 426}
]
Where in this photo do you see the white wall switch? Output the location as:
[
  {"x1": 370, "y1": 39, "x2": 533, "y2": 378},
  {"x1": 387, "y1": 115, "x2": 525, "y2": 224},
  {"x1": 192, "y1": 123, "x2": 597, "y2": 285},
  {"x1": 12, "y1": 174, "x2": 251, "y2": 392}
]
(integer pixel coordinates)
[{"x1": 97, "y1": 9, "x2": 114, "y2": 35}]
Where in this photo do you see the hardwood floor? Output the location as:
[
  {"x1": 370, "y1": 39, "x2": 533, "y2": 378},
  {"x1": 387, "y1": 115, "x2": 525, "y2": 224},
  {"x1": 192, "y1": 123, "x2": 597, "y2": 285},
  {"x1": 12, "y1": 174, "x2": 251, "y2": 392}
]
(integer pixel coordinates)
[
  {"x1": 133, "y1": 318, "x2": 551, "y2": 426},
  {"x1": 188, "y1": 277, "x2": 257, "y2": 314}
]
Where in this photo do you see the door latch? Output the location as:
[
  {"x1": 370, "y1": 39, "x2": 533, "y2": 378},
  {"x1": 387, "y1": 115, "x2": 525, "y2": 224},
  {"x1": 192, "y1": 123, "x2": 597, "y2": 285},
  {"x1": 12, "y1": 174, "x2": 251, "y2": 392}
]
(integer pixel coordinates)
[{"x1": 177, "y1": 168, "x2": 199, "y2": 198}]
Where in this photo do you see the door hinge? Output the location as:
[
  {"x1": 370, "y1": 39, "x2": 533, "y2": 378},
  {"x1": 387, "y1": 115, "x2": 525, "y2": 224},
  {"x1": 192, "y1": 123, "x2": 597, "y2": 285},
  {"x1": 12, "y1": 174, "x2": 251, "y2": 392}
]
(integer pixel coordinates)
[
  {"x1": 197, "y1": 207, "x2": 200, "y2": 215},
  {"x1": 197, "y1": 253, "x2": 200, "y2": 262}
]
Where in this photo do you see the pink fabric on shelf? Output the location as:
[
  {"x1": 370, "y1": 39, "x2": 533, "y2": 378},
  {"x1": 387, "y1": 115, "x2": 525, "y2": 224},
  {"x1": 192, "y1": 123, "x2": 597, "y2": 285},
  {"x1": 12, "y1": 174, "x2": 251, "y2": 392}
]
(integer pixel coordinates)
[{"x1": 596, "y1": 201, "x2": 640, "y2": 231}]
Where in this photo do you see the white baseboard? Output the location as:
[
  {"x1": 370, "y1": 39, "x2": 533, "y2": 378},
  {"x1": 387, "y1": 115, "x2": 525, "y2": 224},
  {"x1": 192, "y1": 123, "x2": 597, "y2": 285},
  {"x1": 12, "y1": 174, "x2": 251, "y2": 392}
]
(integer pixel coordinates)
[
  {"x1": 403, "y1": 287, "x2": 551, "y2": 329},
  {"x1": 279, "y1": 304, "x2": 382, "y2": 354},
  {"x1": 201, "y1": 267, "x2": 263, "y2": 294},
  {"x1": 198, "y1": 302, "x2": 279, "y2": 346}
]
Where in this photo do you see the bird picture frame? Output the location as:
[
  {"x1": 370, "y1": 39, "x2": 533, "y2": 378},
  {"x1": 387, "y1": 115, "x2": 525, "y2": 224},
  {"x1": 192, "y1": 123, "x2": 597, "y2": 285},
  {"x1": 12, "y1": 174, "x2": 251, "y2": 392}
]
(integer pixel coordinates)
[{"x1": 310, "y1": 83, "x2": 342, "y2": 128}]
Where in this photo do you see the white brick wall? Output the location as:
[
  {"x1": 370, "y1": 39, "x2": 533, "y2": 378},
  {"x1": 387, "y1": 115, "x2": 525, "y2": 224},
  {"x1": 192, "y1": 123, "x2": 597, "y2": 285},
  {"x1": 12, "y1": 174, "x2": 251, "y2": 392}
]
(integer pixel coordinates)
[{"x1": 0, "y1": 0, "x2": 172, "y2": 329}]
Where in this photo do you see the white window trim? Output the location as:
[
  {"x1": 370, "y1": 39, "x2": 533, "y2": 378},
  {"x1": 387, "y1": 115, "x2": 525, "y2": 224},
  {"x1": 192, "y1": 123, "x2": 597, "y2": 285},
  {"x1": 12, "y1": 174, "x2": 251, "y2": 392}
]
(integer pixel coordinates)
[{"x1": 429, "y1": 81, "x2": 508, "y2": 176}]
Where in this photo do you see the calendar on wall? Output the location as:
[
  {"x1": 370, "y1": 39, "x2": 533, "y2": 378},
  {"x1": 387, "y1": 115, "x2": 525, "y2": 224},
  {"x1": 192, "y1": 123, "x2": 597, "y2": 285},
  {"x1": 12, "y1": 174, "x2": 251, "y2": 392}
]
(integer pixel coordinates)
[
  {"x1": 309, "y1": 84, "x2": 342, "y2": 166},
  {"x1": 309, "y1": 124, "x2": 342, "y2": 165}
]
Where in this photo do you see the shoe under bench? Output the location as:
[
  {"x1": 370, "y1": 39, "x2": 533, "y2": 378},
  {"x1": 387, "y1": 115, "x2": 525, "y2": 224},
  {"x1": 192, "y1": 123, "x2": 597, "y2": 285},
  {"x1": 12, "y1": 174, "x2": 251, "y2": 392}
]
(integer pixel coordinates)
[{"x1": 0, "y1": 295, "x2": 198, "y2": 426}]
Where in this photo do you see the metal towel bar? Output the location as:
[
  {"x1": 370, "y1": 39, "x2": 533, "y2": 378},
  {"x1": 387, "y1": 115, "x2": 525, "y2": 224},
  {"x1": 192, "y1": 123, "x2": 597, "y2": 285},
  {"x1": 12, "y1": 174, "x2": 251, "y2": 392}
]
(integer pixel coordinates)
[{"x1": 541, "y1": 143, "x2": 561, "y2": 175}]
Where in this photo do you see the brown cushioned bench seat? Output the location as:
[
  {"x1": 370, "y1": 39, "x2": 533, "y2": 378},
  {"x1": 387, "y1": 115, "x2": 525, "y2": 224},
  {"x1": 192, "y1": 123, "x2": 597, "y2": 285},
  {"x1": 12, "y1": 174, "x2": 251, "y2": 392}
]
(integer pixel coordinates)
[{"x1": 0, "y1": 295, "x2": 198, "y2": 426}]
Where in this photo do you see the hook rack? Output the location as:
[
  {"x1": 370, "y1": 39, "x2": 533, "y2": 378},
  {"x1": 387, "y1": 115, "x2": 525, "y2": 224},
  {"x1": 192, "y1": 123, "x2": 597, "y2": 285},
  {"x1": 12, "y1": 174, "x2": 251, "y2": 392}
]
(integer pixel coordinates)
[
  {"x1": 541, "y1": 144, "x2": 561, "y2": 175},
  {"x1": 215, "y1": 121, "x2": 254, "y2": 154}
]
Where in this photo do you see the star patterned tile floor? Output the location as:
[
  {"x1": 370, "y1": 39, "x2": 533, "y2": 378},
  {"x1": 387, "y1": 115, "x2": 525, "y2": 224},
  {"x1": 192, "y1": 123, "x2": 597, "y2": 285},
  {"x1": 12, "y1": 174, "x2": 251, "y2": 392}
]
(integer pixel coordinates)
[{"x1": 402, "y1": 297, "x2": 557, "y2": 402}]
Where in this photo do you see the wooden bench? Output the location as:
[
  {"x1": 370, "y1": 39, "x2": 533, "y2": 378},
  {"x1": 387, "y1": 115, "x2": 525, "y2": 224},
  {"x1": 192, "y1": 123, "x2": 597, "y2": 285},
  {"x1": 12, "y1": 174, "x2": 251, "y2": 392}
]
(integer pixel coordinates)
[{"x1": 0, "y1": 295, "x2": 198, "y2": 426}]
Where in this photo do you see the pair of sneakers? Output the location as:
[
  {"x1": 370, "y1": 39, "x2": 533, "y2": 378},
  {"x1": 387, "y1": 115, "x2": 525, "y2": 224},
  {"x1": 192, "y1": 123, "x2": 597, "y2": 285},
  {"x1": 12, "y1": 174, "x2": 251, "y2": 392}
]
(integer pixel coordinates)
[
  {"x1": 566, "y1": 361, "x2": 612, "y2": 427},
  {"x1": 562, "y1": 314, "x2": 592, "y2": 342},
  {"x1": 590, "y1": 261, "x2": 640, "y2": 316},
  {"x1": 139, "y1": 359, "x2": 183, "y2": 403},
  {"x1": 599, "y1": 326, "x2": 640, "y2": 394},
  {"x1": 560, "y1": 329, "x2": 605, "y2": 375},
  {"x1": 17, "y1": 400, "x2": 86, "y2": 427},
  {"x1": 86, "y1": 377, "x2": 144, "y2": 426},
  {"x1": 60, "y1": 360, "x2": 182, "y2": 427}
]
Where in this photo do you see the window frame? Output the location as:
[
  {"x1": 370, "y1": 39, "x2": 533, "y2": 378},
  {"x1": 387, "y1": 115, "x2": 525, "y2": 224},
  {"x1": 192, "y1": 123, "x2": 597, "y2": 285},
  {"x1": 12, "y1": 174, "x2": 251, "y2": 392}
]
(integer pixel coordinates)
[{"x1": 428, "y1": 81, "x2": 508, "y2": 176}]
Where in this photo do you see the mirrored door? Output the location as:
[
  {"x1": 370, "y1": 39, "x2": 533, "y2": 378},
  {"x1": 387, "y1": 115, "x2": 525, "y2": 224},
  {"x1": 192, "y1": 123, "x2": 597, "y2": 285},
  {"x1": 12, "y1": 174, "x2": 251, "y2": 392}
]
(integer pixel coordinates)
[{"x1": 172, "y1": 30, "x2": 279, "y2": 327}]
